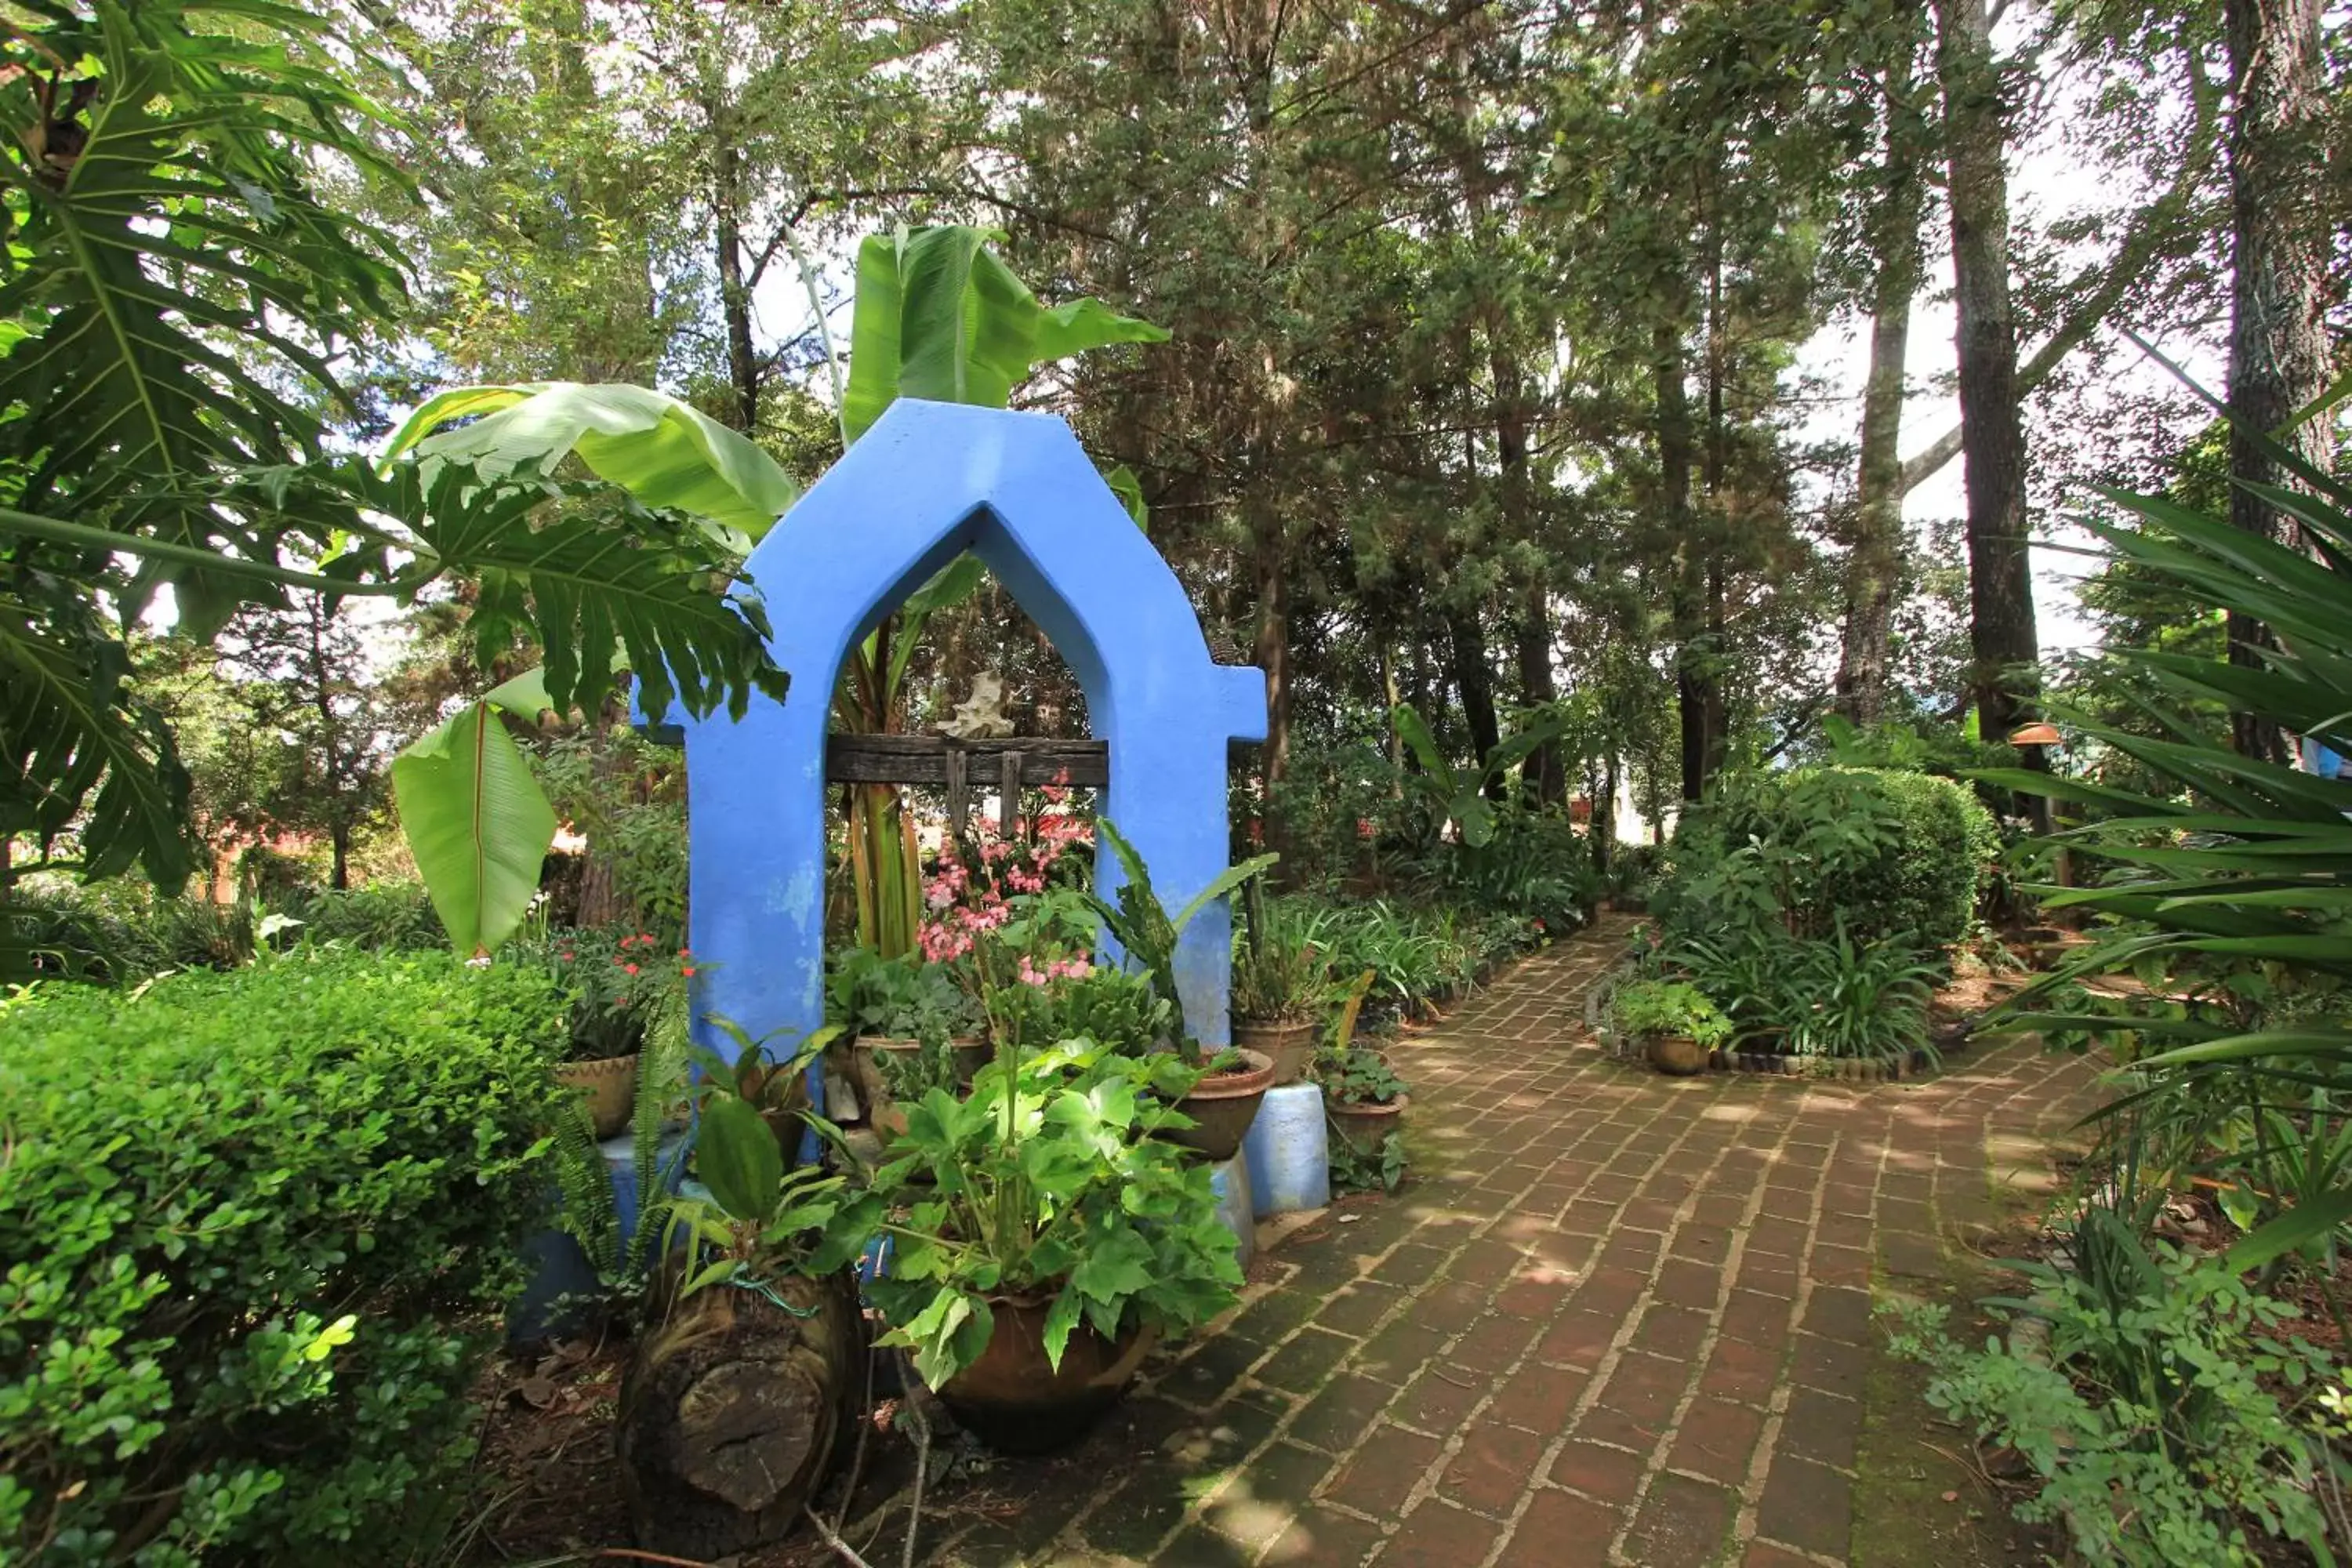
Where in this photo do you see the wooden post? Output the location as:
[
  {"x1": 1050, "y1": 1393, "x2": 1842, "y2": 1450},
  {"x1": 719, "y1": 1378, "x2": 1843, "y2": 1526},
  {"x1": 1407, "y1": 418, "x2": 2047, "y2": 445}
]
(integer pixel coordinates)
[{"x1": 1000, "y1": 750, "x2": 1023, "y2": 840}]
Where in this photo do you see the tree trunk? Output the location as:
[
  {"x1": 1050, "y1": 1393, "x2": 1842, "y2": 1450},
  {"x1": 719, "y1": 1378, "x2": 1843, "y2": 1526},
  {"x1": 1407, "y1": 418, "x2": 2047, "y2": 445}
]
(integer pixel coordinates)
[
  {"x1": 1448, "y1": 608, "x2": 1504, "y2": 794},
  {"x1": 713, "y1": 132, "x2": 760, "y2": 434},
  {"x1": 1253, "y1": 533, "x2": 1292, "y2": 801},
  {"x1": 1932, "y1": 0, "x2": 2041, "y2": 743},
  {"x1": 1514, "y1": 587, "x2": 1563, "y2": 804},
  {"x1": 1654, "y1": 321, "x2": 1708, "y2": 802},
  {"x1": 2223, "y1": 0, "x2": 2331, "y2": 762},
  {"x1": 618, "y1": 1268, "x2": 863, "y2": 1559},
  {"x1": 1492, "y1": 342, "x2": 1563, "y2": 804},
  {"x1": 1836, "y1": 72, "x2": 1927, "y2": 727}
]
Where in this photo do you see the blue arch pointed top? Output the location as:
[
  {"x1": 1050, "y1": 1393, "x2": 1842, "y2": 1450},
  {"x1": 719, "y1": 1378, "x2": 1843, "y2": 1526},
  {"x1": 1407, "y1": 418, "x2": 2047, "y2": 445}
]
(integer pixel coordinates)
[{"x1": 670, "y1": 399, "x2": 1268, "y2": 1073}]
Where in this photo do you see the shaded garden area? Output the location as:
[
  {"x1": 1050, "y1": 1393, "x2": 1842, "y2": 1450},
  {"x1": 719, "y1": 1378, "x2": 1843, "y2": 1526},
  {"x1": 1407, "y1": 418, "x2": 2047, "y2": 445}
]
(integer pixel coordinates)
[{"x1": 5, "y1": 2, "x2": 2352, "y2": 1566}]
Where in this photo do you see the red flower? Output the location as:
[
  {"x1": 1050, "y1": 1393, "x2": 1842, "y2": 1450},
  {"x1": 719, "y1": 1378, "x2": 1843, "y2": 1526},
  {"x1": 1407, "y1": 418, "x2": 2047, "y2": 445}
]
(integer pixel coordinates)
[
  {"x1": 622, "y1": 962, "x2": 640, "y2": 976},
  {"x1": 681, "y1": 965, "x2": 696, "y2": 977}
]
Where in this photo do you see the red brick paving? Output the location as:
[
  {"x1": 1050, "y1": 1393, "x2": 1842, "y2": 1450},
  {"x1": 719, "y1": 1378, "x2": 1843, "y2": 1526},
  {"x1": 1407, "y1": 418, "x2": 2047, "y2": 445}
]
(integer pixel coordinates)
[{"x1": 906, "y1": 916, "x2": 2104, "y2": 1565}]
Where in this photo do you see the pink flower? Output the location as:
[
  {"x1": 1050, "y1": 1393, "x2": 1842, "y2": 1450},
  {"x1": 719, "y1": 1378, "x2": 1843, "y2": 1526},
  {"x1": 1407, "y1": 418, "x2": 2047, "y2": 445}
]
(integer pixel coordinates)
[{"x1": 623, "y1": 962, "x2": 640, "y2": 976}]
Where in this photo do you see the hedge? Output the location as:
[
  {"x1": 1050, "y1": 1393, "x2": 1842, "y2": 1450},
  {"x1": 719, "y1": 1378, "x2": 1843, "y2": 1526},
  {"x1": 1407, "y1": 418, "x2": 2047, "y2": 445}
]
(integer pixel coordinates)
[
  {"x1": 0, "y1": 949, "x2": 568, "y2": 1565},
  {"x1": 1668, "y1": 766, "x2": 1999, "y2": 950}
]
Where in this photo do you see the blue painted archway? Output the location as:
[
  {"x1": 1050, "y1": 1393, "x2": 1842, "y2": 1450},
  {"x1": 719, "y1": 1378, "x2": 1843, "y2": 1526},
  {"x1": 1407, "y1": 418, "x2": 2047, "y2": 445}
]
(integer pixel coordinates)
[{"x1": 657, "y1": 399, "x2": 1268, "y2": 1067}]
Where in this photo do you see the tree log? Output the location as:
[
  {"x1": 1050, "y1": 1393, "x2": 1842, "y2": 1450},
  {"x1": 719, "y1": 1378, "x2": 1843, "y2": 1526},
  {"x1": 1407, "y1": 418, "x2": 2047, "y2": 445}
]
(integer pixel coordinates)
[{"x1": 618, "y1": 1269, "x2": 865, "y2": 1559}]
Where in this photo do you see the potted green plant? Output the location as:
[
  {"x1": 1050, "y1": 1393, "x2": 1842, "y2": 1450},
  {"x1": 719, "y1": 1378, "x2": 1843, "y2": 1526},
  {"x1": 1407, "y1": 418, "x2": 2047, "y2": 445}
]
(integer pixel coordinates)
[
  {"x1": 536, "y1": 927, "x2": 690, "y2": 1137},
  {"x1": 854, "y1": 1042, "x2": 1242, "y2": 1454},
  {"x1": 827, "y1": 946, "x2": 990, "y2": 1127},
  {"x1": 1610, "y1": 978, "x2": 1730, "y2": 1076},
  {"x1": 1231, "y1": 879, "x2": 1330, "y2": 1085},
  {"x1": 1310, "y1": 970, "x2": 1409, "y2": 1152},
  {"x1": 1086, "y1": 818, "x2": 1281, "y2": 1160},
  {"x1": 616, "y1": 1089, "x2": 866, "y2": 1558}
]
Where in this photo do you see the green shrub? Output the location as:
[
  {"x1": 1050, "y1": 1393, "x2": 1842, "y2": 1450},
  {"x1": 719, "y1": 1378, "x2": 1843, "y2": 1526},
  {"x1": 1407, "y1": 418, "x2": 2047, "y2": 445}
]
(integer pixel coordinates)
[
  {"x1": 0, "y1": 949, "x2": 568, "y2": 1565},
  {"x1": 1664, "y1": 766, "x2": 1997, "y2": 952},
  {"x1": 276, "y1": 882, "x2": 445, "y2": 952},
  {"x1": 1888, "y1": 1211, "x2": 2339, "y2": 1566}
]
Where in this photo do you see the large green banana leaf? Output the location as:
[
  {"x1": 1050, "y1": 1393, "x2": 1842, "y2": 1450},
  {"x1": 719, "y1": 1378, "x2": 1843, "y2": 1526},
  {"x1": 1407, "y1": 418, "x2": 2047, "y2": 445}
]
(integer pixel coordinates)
[
  {"x1": 390, "y1": 696, "x2": 560, "y2": 961},
  {"x1": 384, "y1": 383, "x2": 802, "y2": 551}
]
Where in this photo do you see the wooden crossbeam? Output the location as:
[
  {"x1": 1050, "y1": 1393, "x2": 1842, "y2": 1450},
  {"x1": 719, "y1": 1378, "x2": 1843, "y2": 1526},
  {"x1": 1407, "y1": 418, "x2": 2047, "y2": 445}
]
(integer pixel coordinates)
[{"x1": 823, "y1": 734, "x2": 1109, "y2": 788}]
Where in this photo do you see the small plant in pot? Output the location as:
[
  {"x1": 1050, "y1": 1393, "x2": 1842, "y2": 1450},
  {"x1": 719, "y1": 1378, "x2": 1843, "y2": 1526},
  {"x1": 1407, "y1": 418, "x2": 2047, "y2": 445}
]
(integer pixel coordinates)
[
  {"x1": 827, "y1": 946, "x2": 989, "y2": 1129},
  {"x1": 1310, "y1": 969, "x2": 1410, "y2": 1167},
  {"x1": 1230, "y1": 878, "x2": 1332, "y2": 1085},
  {"x1": 1085, "y1": 818, "x2": 1281, "y2": 1161},
  {"x1": 533, "y1": 926, "x2": 691, "y2": 1137},
  {"x1": 1610, "y1": 978, "x2": 1731, "y2": 1076},
  {"x1": 851, "y1": 1041, "x2": 1242, "y2": 1454},
  {"x1": 616, "y1": 1089, "x2": 866, "y2": 1559}
]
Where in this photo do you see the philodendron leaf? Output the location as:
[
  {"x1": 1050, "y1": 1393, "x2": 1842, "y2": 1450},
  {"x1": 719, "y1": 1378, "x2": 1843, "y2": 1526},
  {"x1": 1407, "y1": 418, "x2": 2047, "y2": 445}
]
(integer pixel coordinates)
[{"x1": 390, "y1": 701, "x2": 557, "y2": 958}]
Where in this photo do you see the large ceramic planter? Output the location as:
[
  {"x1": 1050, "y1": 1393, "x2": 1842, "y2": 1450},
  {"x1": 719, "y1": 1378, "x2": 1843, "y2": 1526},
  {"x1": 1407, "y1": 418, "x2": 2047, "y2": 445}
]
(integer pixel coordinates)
[
  {"x1": 1325, "y1": 1091, "x2": 1407, "y2": 1154},
  {"x1": 935, "y1": 1294, "x2": 1156, "y2": 1454},
  {"x1": 1234, "y1": 1018, "x2": 1319, "y2": 1087},
  {"x1": 1646, "y1": 1034, "x2": 1708, "y2": 1076},
  {"x1": 555, "y1": 1052, "x2": 639, "y2": 1138},
  {"x1": 1167, "y1": 1047, "x2": 1276, "y2": 1163}
]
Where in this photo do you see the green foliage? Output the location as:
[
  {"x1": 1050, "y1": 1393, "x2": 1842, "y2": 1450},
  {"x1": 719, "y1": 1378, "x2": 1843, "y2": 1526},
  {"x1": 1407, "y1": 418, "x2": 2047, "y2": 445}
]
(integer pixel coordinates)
[
  {"x1": 1661, "y1": 766, "x2": 1997, "y2": 953},
  {"x1": 277, "y1": 882, "x2": 445, "y2": 952},
  {"x1": 992, "y1": 965, "x2": 1171, "y2": 1056},
  {"x1": 843, "y1": 227, "x2": 1169, "y2": 445},
  {"x1": 390, "y1": 699, "x2": 558, "y2": 960},
  {"x1": 535, "y1": 729, "x2": 688, "y2": 942},
  {"x1": 1328, "y1": 1131, "x2": 1408, "y2": 1196},
  {"x1": 1608, "y1": 978, "x2": 1732, "y2": 1049},
  {"x1": 1389, "y1": 702, "x2": 1566, "y2": 850},
  {"x1": 386, "y1": 383, "x2": 801, "y2": 550},
  {"x1": 513, "y1": 925, "x2": 691, "y2": 1062},
  {"x1": 854, "y1": 1042, "x2": 1241, "y2": 1388},
  {"x1": 550, "y1": 994, "x2": 691, "y2": 1298},
  {"x1": 1084, "y1": 817, "x2": 1276, "y2": 1062},
  {"x1": 827, "y1": 946, "x2": 987, "y2": 1043},
  {"x1": 1888, "y1": 1210, "x2": 2342, "y2": 1566},
  {"x1": 0, "y1": 949, "x2": 568, "y2": 1563},
  {"x1": 1985, "y1": 431, "x2": 2352, "y2": 1269},
  {"x1": 1231, "y1": 880, "x2": 1334, "y2": 1024}
]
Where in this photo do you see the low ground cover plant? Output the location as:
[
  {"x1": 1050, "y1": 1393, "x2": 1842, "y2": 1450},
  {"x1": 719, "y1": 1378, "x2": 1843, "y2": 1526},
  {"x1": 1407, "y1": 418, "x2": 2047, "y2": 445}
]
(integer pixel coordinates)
[{"x1": 0, "y1": 949, "x2": 568, "y2": 1565}]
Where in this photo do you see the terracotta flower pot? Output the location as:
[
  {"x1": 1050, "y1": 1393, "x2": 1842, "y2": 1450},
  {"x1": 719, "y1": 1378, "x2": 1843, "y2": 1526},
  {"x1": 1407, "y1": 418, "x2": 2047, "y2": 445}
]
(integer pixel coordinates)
[
  {"x1": 1326, "y1": 1091, "x2": 1408, "y2": 1153},
  {"x1": 555, "y1": 1052, "x2": 639, "y2": 1138},
  {"x1": 1646, "y1": 1035, "x2": 1708, "y2": 1077},
  {"x1": 934, "y1": 1294, "x2": 1156, "y2": 1454},
  {"x1": 1166, "y1": 1047, "x2": 1276, "y2": 1163},
  {"x1": 1233, "y1": 1018, "x2": 1319, "y2": 1087}
]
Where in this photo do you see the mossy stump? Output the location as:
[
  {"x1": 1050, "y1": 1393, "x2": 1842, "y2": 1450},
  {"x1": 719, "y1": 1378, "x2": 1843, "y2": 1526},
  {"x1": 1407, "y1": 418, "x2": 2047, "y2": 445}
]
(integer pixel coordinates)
[{"x1": 617, "y1": 1266, "x2": 864, "y2": 1558}]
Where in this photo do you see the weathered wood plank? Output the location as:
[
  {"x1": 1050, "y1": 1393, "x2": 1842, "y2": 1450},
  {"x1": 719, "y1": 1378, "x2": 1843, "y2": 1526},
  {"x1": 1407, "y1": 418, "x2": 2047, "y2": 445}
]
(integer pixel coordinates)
[{"x1": 824, "y1": 733, "x2": 1109, "y2": 786}]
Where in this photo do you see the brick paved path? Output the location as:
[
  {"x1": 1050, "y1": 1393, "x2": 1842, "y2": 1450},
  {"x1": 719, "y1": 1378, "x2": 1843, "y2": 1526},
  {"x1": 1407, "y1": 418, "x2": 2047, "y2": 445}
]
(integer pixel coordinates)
[{"x1": 905, "y1": 916, "x2": 2107, "y2": 1567}]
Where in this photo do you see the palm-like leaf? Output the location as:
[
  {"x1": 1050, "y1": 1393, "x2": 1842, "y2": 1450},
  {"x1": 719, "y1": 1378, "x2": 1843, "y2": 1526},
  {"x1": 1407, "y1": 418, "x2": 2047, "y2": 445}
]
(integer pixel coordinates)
[
  {"x1": 0, "y1": 578, "x2": 194, "y2": 884},
  {"x1": 1999, "y1": 445, "x2": 2352, "y2": 1264},
  {"x1": 0, "y1": 0, "x2": 402, "y2": 633},
  {"x1": 215, "y1": 458, "x2": 790, "y2": 724}
]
